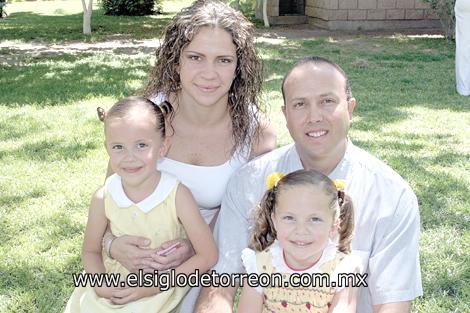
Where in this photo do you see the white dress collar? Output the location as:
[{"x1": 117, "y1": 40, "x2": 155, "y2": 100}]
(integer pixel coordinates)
[
  {"x1": 105, "y1": 172, "x2": 178, "y2": 213},
  {"x1": 270, "y1": 240, "x2": 337, "y2": 274}
]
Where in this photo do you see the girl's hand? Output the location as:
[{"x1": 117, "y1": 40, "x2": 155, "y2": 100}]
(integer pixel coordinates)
[
  {"x1": 110, "y1": 235, "x2": 158, "y2": 272},
  {"x1": 151, "y1": 238, "x2": 195, "y2": 271},
  {"x1": 110, "y1": 286, "x2": 159, "y2": 305}
]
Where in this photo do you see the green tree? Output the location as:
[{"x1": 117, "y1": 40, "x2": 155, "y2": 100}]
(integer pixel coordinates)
[{"x1": 423, "y1": 0, "x2": 456, "y2": 39}]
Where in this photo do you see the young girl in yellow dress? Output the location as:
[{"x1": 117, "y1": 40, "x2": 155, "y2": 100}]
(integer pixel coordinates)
[
  {"x1": 238, "y1": 170, "x2": 360, "y2": 313},
  {"x1": 64, "y1": 96, "x2": 218, "y2": 313}
]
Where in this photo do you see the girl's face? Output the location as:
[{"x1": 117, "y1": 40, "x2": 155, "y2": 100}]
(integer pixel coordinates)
[
  {"x1": 178, "y1": 26, "x2": 237, "y2": 109},
  {"x1": 105, "y1": 110, "x2": 168, "y2": 189},
  {"x1": 272, "y1": 185, "x2": 338, "y2": 270}
]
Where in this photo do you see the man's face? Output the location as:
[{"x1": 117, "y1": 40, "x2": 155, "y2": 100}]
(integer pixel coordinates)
[{"x1": 282, "y1": 63, "x2": 356, "y2": 165}]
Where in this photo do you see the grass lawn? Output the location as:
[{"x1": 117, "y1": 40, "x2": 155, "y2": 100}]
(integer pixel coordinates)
[{"x1": 1, "y1": 1, "x2": 469, "y2": 312}]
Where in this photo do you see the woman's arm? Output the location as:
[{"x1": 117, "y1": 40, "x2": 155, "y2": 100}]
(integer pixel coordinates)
[
  {"x1": 109, "y1": 234, "x2": 194, "y2": 272},
  {"x1": 173, "y1": 184, "x2": 218, "y2": 274},
  {"x1": 237, "y1": 283, "x2": 264, "y2": 313},
  {"x1": 106, "y1": 232, "x2": 157, "y2": 272},
  {"x1": 250, "y1": 119, "x2": 277, "y2": 159}
]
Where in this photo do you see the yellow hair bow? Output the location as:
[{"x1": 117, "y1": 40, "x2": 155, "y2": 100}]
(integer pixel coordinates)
[
  {"x1": 266, "y1": 172, "x2": 286, "y2": 190},
  {"x1": 333, "y1": 179, "x2": 347, "y2": 190}
]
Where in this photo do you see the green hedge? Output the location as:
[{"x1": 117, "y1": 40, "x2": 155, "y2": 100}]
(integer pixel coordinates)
[{"x1": 101, "y1": 0, "x2": 162, "y2": 16}]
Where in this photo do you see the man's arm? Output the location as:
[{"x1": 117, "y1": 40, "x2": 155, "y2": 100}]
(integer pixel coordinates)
[
  {"x1": 367, "y1": 185, "x2": 423, "y2": 307},
  {"x1": 373, "y1": 301, "x2": 410, "y2": 313},
  {"x1": 195, "y1": 168, "x2": 262, "y2": 313}
]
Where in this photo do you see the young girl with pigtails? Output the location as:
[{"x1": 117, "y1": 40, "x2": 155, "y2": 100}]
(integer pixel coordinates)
[{"x1": 238, "y1": 170, "x2": 360, "y2": 313}]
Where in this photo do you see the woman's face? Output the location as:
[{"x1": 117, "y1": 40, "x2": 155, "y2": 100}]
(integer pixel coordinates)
[{"x1": 178, "y1": 26, "x2": 237, "y2": 109}]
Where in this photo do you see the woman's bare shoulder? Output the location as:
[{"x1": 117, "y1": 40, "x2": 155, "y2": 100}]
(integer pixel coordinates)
[{"x1": 250, "y1": 119, "x2": 277, "y2": 159}]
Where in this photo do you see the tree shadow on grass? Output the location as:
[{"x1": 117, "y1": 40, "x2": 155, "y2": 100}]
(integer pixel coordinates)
[
  {"x1": 0, "y1": 137, "x2": 99, "y2": 161},
  {"x1": 0, "y1": 52, "x2": 150, "y2": 107},
  {"x1": 0, "y1": 10, "x2": 172, "y2": 42},
  {"x1": 0, "y1": 207, "x2": 86, "y2": 312},
  {"x1": 1, "y1": 196, "x2": 86, "y2": 250},
  {"x1": 0, "y1": 256, "x2": 82, "y2": 312},
  {"x1": 353, "y1": 135, "x2": 469, "y2": 231},
  {"x1": 0, "y1": 189, "x2": 47, "y2": 212}
]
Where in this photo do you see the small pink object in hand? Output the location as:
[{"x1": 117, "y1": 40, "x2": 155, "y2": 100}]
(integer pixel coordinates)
[{"x1": 157, "y1": 242, "x2": 182, "y2": 257}]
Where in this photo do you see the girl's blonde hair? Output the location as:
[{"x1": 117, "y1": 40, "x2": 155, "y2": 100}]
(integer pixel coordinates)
[
  {"x1": 250, "y1": 170, "x2": 355, "y2": 254},
  {"x1": 142, "y1": 0, "x2": 263, "y2": 155}
]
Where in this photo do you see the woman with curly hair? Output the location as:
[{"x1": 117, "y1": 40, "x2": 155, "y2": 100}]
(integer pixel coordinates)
[{"x1": 102, "y1": 1, "x2": 276, "y2": 311}]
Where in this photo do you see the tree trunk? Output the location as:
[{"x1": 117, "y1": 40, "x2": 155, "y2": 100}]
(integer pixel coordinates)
[
  {"x1": 82, "y1": 0, "x2": 93, "y2": 35},
  {"x1": 262, "y1": 0, "x2": 269, "y2": 27}
]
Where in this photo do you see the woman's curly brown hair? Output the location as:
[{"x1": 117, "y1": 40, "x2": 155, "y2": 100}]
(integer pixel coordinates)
[{"x1": 143, "y1": 0, "x2": 263, "y2": 156}]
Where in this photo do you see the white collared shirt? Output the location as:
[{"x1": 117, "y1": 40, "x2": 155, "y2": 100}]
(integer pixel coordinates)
[{"x1": 213, "y1": 141, "x2": 423, "y2": 311}]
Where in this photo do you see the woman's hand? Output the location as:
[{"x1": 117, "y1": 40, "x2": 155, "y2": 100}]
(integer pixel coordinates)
[
  {"x1": 110, "y1": 286, "x2": 159, "y2": 305},
  {"x1": 151, "y1": 238, "x2": 195, "y2": 271},
  {"x1": 94, "y1": 285, "x2": 121, "y2": 300},
  {"x1": 109, "y1": 235, "x2": 157, "y2": 272}
]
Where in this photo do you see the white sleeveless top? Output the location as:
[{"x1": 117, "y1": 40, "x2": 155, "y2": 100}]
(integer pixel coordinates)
[
  {"x1": 151, "y1": 94, "x2": 251, "y2": 223},
  {"x1": 157, "y1": 153, "x2": 248, "y2": 223}
]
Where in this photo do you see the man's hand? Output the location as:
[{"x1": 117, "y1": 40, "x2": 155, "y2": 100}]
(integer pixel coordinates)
[
  {"x1": 151, "y1": 238, "x2": 195, "y2": 271},
  {"x1": 109, "y1": 235, "x2": 156, "y2": 272}
]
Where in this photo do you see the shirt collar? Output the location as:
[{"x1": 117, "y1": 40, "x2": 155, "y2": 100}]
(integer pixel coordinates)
[
  {"x1": 285, "y1": 143, "x2": 304, "y2": 172},
  {"x1": 289, "y1": 140, "x2": 353, "y2": 180},
  {"x1": 329, "y1": 139, "x2": 353, "y2": 180}
]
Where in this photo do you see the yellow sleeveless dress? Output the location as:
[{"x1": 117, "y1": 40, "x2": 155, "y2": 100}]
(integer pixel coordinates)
[
  {"x1": 242, "y1": 241, "x2": 346, "y2": 313},
  {"x1": 64, "y1": 172, "x2": 188, "y2": 313}
]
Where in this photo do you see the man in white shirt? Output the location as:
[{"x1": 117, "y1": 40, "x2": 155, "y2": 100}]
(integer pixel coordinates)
[{"x1": 195, "y1": 56, "x2": 423, "y2": 313}]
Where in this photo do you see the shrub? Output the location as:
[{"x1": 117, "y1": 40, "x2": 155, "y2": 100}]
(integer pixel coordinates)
[
  {"x1": 422, "y1": 0, "x2": 456, "y2": 39},
  {"x1": 101, "y1": 0, "x2": 162, "y2": 16},
  {"x1": 228, "y1": 0, "x2": 258, "y2": 23}
]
